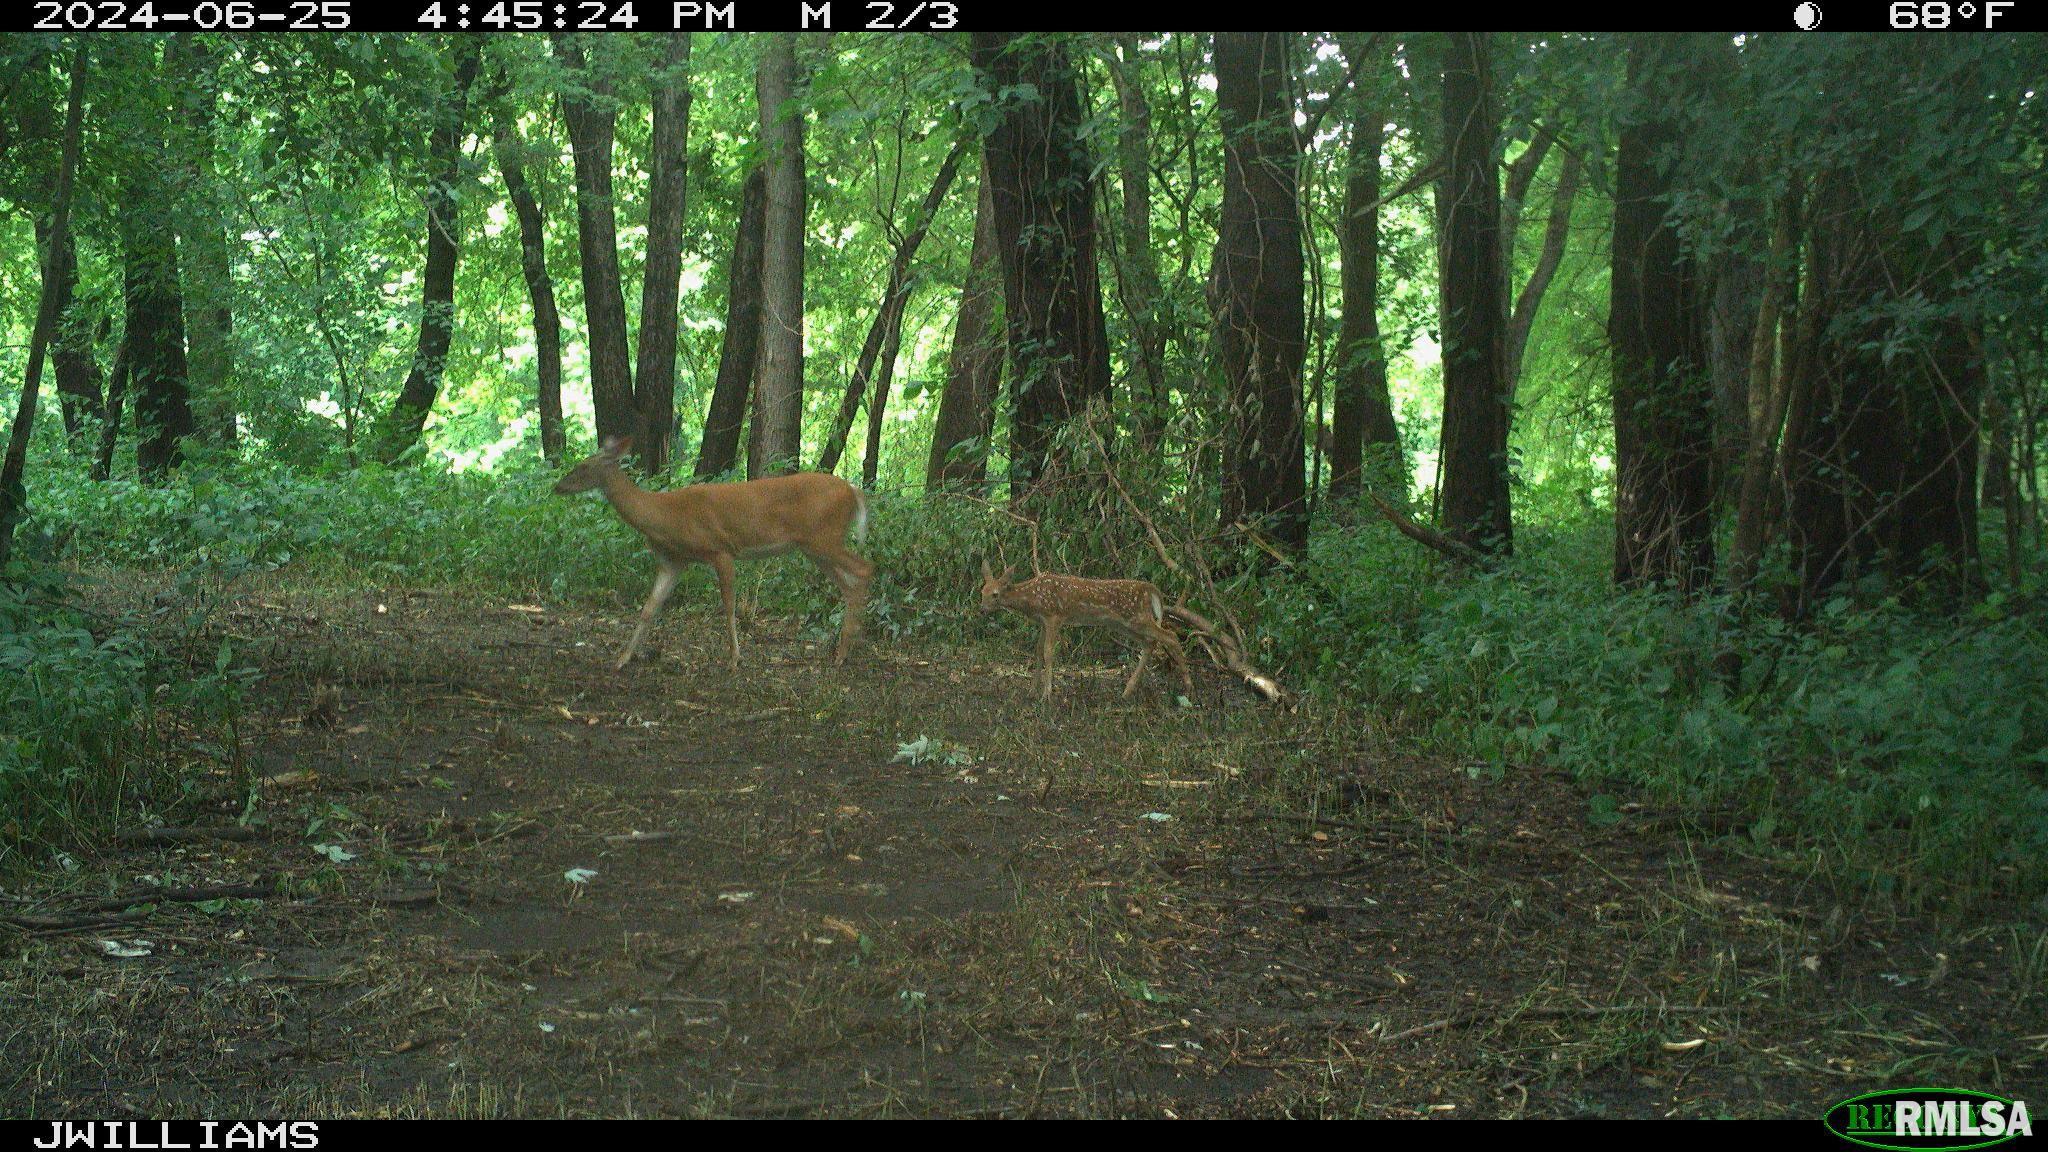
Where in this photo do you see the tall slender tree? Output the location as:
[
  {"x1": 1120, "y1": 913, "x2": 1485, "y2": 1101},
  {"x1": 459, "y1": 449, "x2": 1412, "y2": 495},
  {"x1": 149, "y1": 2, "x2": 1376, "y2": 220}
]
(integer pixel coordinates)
[
  {"x1": 554, "y1": 33, "x2": 636, "y2": 448},
  {"x1": 748, "y1": 32, "x2": 805, "y2": 478},
  {"x1": 371, "y1": 36, "x2": 483, "y2": 464},
  {"x1": 1436, "y1": 32, "x2": 1512, "y2": 554},
  {"x1": 632, "y1": 31, "x2": 693, "y2": 473},
  {"x1": 927, "y1": 179, "x2": 1004, "y2": 492},
  {"x1": 1213, "y1": 32, "x2": 1307, "y2": 554},
  {"x1": 170, "y1": 33, "x2": 237, "y2": 447},
  {"x1": 818, "y1": 134, "x2": 968, "y2": 477},
  {"x1": 490, "y1": 74, "x2": 566, "y2": 465},
  {"x1": 695, "y1": 166, "x2": 766, "y2": 478},
  {"x1": 1329, "y1": 33, "x2": 1401, "y2": 499},
  {"x1": 0, "y1": 43, "x2": 87, "y2": 572}
]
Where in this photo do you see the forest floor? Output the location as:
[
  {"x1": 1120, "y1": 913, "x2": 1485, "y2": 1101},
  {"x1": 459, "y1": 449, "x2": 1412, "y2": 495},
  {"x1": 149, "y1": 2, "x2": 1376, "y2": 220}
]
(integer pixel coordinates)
[{"x1": 3, "y1": 572, "x2": 2042, "y2": 1118}]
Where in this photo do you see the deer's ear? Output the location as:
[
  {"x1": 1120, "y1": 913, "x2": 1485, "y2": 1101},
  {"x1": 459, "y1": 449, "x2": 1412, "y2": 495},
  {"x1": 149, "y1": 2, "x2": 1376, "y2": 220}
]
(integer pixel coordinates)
[
  {"x1": 601, "y1": 436, "x2": 632, "y2": 458},
  {"x1": 980, "y1": 558, "x2": 994, "y2": 582},
  {"x1": 1001, "y1": 566, "x2": 1016, "y2": 583}
]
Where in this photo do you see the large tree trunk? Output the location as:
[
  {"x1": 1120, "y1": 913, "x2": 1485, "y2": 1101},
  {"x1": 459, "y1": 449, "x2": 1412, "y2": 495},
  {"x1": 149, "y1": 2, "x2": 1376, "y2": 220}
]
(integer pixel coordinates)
[
  {"x1": 491, "y1": 88, "x2": 566, "y2": 465},
  {"x1": 748, "y1": 33, "x2": 805, "y2": 478},
  {"x1": 971, "y1": 32, "x2": 1112, "y2": 498},
  {"x1": 1213, "y1": 32, "x2": 1308, "y2": 555},
  {"x1": 1108, "y1": 34, "x2": 1168, "y2": 449},
  {"x1": 1329, "y1": 34, "x2": 1400, "y2": 500},
  {"x1": 1436, "y1": 32, "x2": 1512, "y2": 554},
  {"x1": 1609, "y1": 39, "x2": 1713, "y2": 593},
  {"x1": 633, "y1": 31, "x2": 693, "y2": 473},
  {"x1": 170, "y1": 33, "x2": 236, "y2": 448},
  {"x1": 818, "y1": 135, "x2": 968, "y2": 476},
  {"x1": 371, "y1": 37, "x2": 482, "y2": 464},
  {"x1": 926, "y1": 179, "x2": 1004, "y2": 492},
  {"x1": 694, "y1": 166, "x2": 766, "y2": 478},
  {"x1": 554, "y1": 33, "x2": 637, "y2": 449},
  {"x1": 0, "y1": 45, "x2": 85, "y2": 572}
]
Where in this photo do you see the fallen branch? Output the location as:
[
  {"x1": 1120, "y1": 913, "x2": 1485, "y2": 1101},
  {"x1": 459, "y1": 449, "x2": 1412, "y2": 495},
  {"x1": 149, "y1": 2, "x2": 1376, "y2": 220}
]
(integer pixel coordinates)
[
  {"x1": 1164, "y1": 605, "x2": 1284, "y2": 702},
  {"x1": 1367, "y1": 492, "x2": 1496, "y2": 568},
  {"x1": 605, "y1": 831, "x2": 678, "y2": 845},
  {"x1": 116, "y1": 826, "x2": 259, "y2": 846},
  {"x1": 79, "y1": 881, "x2": 276, "y2": 912}
]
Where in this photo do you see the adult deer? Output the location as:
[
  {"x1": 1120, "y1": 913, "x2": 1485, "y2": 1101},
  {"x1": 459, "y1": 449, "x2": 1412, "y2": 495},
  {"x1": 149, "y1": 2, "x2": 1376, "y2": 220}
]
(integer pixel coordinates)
[
  {"x1": 554, "y1": 437, "x2": 872, "y2": 671},
  {"x1": 979, "y1": 560, "x2": 1192, "y2": 702}
]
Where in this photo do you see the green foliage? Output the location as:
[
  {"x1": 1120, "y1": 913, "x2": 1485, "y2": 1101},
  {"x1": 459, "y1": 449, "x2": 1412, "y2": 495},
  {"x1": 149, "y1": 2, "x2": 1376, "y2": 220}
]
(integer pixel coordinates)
[
  {"x1": 1260, "y1": 516, "x2": 2048, "y2": 907},
  {"x1": 0, "y1": 565, "x2": 242, "y2": 858}
]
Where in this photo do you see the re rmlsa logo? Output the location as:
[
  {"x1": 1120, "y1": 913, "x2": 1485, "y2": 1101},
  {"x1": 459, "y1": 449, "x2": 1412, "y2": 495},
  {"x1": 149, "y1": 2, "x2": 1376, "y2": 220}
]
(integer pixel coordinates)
[{"x1": 1827, "y1": 1089, "x2": 2034, "y2": 1151}]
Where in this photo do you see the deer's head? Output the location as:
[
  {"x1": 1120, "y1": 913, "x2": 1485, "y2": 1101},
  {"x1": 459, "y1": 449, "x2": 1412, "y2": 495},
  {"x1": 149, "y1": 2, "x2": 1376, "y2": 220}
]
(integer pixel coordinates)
[
  {"x1": 553, "y1": 437, "x2": 631, "y2": 495},
  {"x1": 978, "y1": 558, "x2": 1017, "y2": 613}
]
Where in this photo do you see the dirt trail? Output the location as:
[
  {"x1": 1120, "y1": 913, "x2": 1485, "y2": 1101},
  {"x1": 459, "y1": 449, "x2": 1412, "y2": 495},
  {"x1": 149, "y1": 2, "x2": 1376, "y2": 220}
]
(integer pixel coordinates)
[{"x1": 2, "y1": 581, "x2": 2038, "y2": 1117}]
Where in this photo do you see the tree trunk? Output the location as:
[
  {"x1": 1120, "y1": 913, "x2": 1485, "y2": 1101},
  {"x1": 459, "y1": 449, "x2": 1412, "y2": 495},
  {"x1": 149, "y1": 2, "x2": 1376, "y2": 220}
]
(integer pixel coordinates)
[
  {"x1": 554, "y1": 33, "x2": 637, "y2": 449},
  {"x1": 1436, "y1": 32, "x2": 1512, "y2": 554},
  {"x1": 0, "y1": 45, "x2": 86, "y2": 572},
  {"x1": 1609, "y1": 39, "x2": 1713, "y2": 593},
  {"x1": 170, "y1": 33, "x2": 236, "y2": 448},
  {"x1": 35, "y1": 218, "x2": 104, "y2": 443},
  {"x1": 818, "y1": 135, "x2": 968, "y2": 476},
  {"x1": 92, "y1": 341, "x2": 130, "y2": 483},
  {"x1": 926, "y1": 178, "x2": 1004, "y2": 491},
  {"x1": 1213, "y1": 32, "x2": 1308, "y2": 555},
  {"x1": 1727, "y1": 179, "x2": 1803, "y2": 594},
  {"x1": 1505, "y1": 145, "x2": 1580, "y2": 395},
  {"x1": 633, "y1": 31, "x2": 693, "y2": 474},
  {"x1": 124, "y1": 181, "x2": 194, "y2": 484},
  {"x1": 1329, "y1": 34, "x2": 1400, "y2": 500},
  {"x1": 859, "y1": 297, "x2": 909, "y2": 489},
  {"x1": 694, "y1": 166, "x2": 766, "y2": 478},
  {"x1": 748, "y1": 32, "x2": 805, "y2": 478},
  {"x1": 492, "y1": 88, "x2": 567, "y2": 466},
  {"x1": 1108, "y1": 34, "x2": 1168, "y2": 449},
  {"x1": 371, "y1": 37, "x2": 482, "y2": 464},
  {"x1": 971, "y1": 32, "x2": 1112, "y2": 498}
]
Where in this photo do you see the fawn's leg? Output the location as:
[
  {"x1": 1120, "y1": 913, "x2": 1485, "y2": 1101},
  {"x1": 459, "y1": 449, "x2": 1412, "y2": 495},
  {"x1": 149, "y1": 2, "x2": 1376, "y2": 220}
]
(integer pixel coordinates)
[
  {"x1": 1122, "y1": 642, "x2": 1152, "y2": 697},
  {"x1": 711, "y1": 553, "x2": 740, "y2": 670},
  {"x1": 1037, "y1": 618, "x2": 1061, "y2": 701},
  {"x1": 619, "y1": 562, "x2": 681, "y2": 670},
  {"x1": 1159, "y1": 628, "x2": 1193, "y2": 695}
]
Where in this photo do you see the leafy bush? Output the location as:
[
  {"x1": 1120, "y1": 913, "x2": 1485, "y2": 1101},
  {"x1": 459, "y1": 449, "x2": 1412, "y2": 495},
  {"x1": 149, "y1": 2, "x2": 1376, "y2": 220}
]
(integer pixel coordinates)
[
  {"x1": 0, "y1": 565, "x2": 243, "y2": 857},
  {"x1": 1260, "y1": 515, "x2": 2048, "y2": 907}
]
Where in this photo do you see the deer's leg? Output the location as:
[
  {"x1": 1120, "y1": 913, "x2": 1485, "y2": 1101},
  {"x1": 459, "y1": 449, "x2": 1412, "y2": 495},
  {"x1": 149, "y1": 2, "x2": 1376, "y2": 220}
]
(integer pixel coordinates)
[
  {"x1": 1122, "y1": 641, "x2": 1152, "y2": 698},
  {"x1": 1037, "y1": 618, "x2": 1061, "y2": 702},
  {"x1": 619, "y1": 563, "x2": 681, "y2": 670},
  {"x1": 1159, "y1": 628, "x2": 1193, "y2": 695},
  {"x1": 806, "y1": 544, "x2": 872, "y2": 664},
  {"x1": 711, "y1": 553, "x2": 740, "y2": 671}
]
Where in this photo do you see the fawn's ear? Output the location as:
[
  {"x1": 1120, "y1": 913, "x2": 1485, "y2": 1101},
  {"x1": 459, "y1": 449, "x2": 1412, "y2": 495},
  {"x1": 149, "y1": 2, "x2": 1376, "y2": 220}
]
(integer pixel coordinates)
[
  {"x1": 980, "y1": 558, "x2": 994, "y2": 583},
  {"x1": 600, "y1": 435, "x2": 632, "y2": 458}
]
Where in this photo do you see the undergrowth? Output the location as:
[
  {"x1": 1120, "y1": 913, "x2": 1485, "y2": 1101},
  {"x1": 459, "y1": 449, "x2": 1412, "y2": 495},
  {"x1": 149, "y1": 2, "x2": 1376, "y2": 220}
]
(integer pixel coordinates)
[{"x1": 15, "y1": 453, "x2": 2048, "y2": 910}]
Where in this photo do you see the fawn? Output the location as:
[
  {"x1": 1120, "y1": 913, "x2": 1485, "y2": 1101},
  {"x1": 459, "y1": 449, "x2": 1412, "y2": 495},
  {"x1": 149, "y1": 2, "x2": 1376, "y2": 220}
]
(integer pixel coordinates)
[
  {"x1": 555, "y1": 437, "x2": 872, "y2": 671},
  {"x1": 978, "y1": 559, "x2": 1192, "y2": 702}
]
